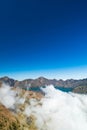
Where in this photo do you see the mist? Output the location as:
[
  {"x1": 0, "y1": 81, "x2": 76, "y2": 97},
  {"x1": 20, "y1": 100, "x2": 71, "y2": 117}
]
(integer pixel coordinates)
[{"x1": 0, "y1": 84, "x2": 87, "y2": 130}]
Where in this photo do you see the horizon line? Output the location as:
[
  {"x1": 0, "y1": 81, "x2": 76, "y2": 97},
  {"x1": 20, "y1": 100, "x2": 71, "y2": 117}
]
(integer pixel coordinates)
[{"x1": 0, "y1": 75, "x2": 87, "y2": 82}]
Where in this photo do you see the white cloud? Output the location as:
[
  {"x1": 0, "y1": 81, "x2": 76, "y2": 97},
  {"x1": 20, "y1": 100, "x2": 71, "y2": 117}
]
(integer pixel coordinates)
[
  {"x1": 24, "y1": 85, "x2": 87, "y2": 130},
  {"x1": 1, "y1": 84, "x2": 87, "y2": 130}
]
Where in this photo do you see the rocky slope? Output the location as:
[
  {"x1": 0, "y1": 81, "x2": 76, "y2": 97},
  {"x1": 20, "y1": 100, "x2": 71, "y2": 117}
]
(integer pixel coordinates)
[
  {"x1": 0, "y1": 102, "x2": 38, "y2": 130},
  {"x1": 0, "y1": 85, "x2": 43, "y2": 130},
  {"x1": 0, "y1": 104, "x2": 21, "y2": 130},
  {"x1": 73, "y1": 86, "x2": 87, "y2": 94}
]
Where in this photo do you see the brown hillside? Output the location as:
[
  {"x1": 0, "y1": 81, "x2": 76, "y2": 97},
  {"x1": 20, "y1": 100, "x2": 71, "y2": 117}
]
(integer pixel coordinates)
[{"x1": 0, "y1": 104, "x2": 37, "y2": 130}]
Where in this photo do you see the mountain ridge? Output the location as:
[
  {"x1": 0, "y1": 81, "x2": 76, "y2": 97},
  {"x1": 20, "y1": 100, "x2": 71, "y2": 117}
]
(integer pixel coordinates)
[{"x1": 0, "y1": 76, "x2": 87, "y2": 89}]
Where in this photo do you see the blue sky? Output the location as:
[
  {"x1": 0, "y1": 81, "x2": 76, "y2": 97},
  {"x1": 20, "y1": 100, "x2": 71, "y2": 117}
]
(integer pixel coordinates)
[{"x1": 0, "y1": 0, "x2": 87, "y2": 80}]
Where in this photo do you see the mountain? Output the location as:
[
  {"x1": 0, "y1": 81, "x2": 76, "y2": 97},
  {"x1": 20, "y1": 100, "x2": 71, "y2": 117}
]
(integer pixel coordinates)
[
  {"x1": 14, "y1": 77, "x2": 87, "y2": 88},
  {"x1": 0, "y1": 76, "x2": 87, "y2": 93},
  {"x1": 73, "y1": 86, "x2": 87, "y2": 94},
  {"x1": 0, "y1": 76, "x2": 17, "y2": 87}
]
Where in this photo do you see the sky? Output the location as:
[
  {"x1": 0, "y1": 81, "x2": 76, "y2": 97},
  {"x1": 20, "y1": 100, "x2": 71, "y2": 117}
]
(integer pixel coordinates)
[{"x1": 0, "y1": 0, "x2": 87, "y2": 80}]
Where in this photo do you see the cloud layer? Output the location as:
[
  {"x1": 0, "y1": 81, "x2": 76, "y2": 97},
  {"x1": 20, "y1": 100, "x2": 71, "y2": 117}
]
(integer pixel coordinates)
[{"x1": 0, "y1": 84, "x2": 87, "y2": 130}]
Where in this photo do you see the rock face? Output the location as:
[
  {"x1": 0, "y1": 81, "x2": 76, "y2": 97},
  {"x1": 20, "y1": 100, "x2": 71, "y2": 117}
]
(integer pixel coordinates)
[
  {"x1": 0, "y1": 76, "x2": 17, "y2": 87},
  {"x1": 0, "y1": 76, "x2": 87, "y2": 92},
  {"x1": 73, "y1": 86, "x2": 87, "y2": 94}
]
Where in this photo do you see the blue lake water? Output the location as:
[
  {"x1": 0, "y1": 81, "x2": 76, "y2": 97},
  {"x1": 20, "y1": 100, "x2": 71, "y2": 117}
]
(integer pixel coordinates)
[
  {"x1": 28, "y1": 86, "x2": 73, "y2": 93},
  {"x1": 55, "y1": 87, "x2": 73, "y2": 92}
]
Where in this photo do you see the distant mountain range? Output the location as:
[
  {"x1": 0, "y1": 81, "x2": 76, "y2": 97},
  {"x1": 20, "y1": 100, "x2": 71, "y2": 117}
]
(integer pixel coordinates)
[{"x1": 0, "y1": 76, "x2": 87, "y2": 93}]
